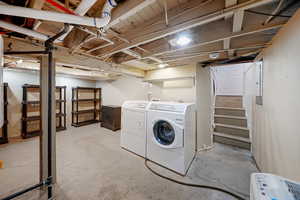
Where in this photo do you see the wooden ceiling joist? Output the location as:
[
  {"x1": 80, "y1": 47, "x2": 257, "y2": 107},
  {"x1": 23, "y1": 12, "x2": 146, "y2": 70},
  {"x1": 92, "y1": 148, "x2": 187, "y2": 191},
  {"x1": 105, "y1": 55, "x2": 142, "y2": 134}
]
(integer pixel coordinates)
[
  {"x1": 117, "y1": 22, "x2": 284, "y2": 64},
  {"x1": 3, "y1": 36, "x2": 145, "y2": 77},
  {"x1": 95, "y1": 0, "x2": 277, "y2": 58}
]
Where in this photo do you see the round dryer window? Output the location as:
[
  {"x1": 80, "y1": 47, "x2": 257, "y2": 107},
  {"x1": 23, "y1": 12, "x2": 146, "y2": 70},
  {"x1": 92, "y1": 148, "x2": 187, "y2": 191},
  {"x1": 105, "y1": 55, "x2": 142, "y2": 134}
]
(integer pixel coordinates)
[{"x1": 153, "y1": 120, "x2": 175, "y2": 145}]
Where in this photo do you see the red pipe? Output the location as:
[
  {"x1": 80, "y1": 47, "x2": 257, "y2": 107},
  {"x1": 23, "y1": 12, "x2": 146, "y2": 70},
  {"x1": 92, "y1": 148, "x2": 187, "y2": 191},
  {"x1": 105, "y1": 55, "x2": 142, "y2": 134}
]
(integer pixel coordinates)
[{"x1": 45, "y1": 0, "x2": 77, "y2": 15}]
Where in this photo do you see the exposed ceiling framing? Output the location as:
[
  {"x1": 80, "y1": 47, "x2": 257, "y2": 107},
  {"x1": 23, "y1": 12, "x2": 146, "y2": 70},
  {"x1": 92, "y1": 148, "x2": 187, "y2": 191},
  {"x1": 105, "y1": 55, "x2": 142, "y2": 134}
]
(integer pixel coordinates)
[{"x1": 0, "y1": 0, "x2": 298, "y2": 78}]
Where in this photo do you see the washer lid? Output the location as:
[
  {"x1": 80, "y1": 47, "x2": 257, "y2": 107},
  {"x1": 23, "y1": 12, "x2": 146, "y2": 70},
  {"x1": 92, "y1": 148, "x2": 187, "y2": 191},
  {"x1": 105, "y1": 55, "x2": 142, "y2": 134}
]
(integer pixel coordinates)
[
  {"x1": 152, "y1": 119, "x2": 183, "y2": 149},
  {"x1": 148, "y1": 102, "x2": 194, "y2": 113}
]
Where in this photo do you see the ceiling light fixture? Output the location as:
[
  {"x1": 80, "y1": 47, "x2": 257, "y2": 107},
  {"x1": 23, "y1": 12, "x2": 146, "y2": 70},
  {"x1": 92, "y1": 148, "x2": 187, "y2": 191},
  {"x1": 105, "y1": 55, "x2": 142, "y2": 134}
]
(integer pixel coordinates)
[
  {"x1": 209, "y1": 52, "x2": 220, "y2": 59},
  {"x1": 176, "y1": 36, "x2": 192, "y2": 46},
  {"x1": 158, "y1": 63, "x2": 168, "y2": 68},
  {"x1": 16, "y1": 59, "x2": 23, "y2": 64}
]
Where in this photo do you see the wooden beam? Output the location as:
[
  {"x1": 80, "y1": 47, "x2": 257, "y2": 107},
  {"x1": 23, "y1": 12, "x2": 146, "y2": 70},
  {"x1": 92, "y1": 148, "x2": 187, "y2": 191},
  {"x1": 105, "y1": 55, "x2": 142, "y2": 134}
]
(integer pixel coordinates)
[
  {"x1": 227, "y1": 9, "x2": 245, "y2": 56},
  {"x1": 30, "y1": 0, "x2": 46, "y2": 30},
  {"x1": 3, "y1": 36, "x2": 145, "y2": 77},
  {"x1": 134, "y1": 23, "x2": 283, "y2": 62},
  {"x1": 96, "y1": 0, "x2": 276, "y2": 58},
  {"x1": 108, "y1": 0, "x2": 157, "y2": 29},
  {"x1": 162, "y1": 44, "x2": 267, "y2": 63},
  {"x1": 29, "y1": 0, "x2": 46, "y2": 9},
  {"x1": 233, "y1": 10, "x2": 245, "y2": 32}
]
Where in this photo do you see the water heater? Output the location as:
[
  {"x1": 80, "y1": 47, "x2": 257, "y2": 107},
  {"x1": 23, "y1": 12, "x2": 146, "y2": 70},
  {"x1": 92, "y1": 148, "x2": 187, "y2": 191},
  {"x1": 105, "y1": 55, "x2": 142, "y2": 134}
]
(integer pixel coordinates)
[
  {"x1": 0, "y1": 35, "x2": 4, "y2": 128},
  {"x1": 251, "y1": 173, "x2": 300, "y2": 200}
]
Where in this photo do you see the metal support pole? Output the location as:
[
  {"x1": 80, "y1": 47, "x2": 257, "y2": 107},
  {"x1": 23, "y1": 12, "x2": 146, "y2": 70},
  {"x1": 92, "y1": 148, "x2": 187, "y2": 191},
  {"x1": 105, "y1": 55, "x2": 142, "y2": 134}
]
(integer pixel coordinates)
[
  {"x1": 1, "y1": 24, "x2": 69, "y2": 200},
  {"x1": 40, "y1": 54, "x2": 56, "y2": 199}
]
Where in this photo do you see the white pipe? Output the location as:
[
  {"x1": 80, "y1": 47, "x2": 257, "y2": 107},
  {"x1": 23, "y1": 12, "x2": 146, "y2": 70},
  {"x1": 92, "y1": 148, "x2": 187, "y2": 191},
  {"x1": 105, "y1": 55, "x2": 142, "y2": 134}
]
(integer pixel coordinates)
[
  {"x1": 148, "y1": 56, "x2": 163, "y2": 63},
  {"x1": 122, "y1": 49, "x2": 142, "y2": 59},
  {"x1": 0, "y1": 1, "x2": 117, "y2": 28},
  {"x1": 77, "y1": 27, "x2": 114, "y2": 44},
  {"x1": 86, "y1": 42, "x2": 113, "y2": 53},
  {"x1": 0, "y1": 20, "x2": 50, "y2": 42},
  {"x1": 57, "y1": 0, "x2": 99, "y2": 41},
  {"x1": 58, "y1": 0, "x2": 117, "y2": 42},
  {"x1": 0, "y1": 35, "x2": 4, "y2": 128},
  {"x1": 264, "y1": 0, "x2": 285, "y2": 24}
]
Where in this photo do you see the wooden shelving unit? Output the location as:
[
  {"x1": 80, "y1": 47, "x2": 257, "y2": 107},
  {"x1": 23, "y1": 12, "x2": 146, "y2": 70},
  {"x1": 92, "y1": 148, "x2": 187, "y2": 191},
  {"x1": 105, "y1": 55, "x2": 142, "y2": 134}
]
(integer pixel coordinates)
[
  {"x1": 72, "y1": 87, "x2": 101, "y2": 127},
  {"x1": 21, "y1": 84, "x2": 67, "y2": 139},
  {"x1": 0, "y1": 83, "x2": 8, "y2": 144}
]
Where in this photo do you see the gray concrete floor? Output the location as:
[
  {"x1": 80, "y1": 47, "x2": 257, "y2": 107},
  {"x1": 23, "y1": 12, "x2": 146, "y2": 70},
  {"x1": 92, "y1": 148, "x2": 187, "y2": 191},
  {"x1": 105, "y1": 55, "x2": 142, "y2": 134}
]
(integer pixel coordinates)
[{"x1": 0, "y1": 124, "x2": 258, "y2": 200}]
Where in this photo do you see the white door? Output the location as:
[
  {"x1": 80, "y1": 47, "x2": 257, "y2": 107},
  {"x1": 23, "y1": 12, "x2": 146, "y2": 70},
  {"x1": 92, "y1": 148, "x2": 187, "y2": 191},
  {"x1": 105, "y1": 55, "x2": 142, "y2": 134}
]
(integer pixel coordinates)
[{"x1": 212, "y1": 64, "x2": 245, "y2": 96}]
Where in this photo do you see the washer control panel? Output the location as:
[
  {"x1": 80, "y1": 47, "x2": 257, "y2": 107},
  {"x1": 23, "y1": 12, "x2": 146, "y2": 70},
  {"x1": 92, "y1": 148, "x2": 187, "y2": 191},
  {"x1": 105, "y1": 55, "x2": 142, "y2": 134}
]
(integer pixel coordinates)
[
  {"x1": 251, "y1": 173, "x2": 300, "y2": 200},
  {"x1": 148, "y1": 103, "x2": 187, "y2": 113}
]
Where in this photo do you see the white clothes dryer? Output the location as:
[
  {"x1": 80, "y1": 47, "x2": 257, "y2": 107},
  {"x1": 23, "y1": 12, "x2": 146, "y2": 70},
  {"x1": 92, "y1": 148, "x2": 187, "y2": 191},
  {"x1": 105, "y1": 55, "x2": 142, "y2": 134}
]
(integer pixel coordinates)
[{"x1": 121, "y1": 101, "x2": 150, "y2": 157}]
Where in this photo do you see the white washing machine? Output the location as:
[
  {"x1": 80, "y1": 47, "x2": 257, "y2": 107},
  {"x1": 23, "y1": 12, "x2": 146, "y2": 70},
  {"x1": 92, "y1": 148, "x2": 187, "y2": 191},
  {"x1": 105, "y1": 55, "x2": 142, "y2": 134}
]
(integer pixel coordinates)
[
  {"x1": 146, "y1": 102, "x2": 196, "y2": 175},
  {"x1": 121, "y1": 101, "x2": 150, "y2": 157}
]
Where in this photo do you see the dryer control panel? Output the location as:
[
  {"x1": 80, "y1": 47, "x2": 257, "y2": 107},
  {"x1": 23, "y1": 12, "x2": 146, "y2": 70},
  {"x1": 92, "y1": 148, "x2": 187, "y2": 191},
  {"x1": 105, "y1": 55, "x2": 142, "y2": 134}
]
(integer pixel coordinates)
[{"x1": 250, "y1": 173, "x2": 300, "y2": 200}]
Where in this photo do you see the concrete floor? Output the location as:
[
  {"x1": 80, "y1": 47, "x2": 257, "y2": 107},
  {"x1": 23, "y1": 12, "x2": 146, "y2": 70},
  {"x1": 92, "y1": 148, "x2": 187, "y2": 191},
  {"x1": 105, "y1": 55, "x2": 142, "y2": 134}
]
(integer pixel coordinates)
[{"x1": 0, "y1": 124, "x2": 258, "y2": 200}]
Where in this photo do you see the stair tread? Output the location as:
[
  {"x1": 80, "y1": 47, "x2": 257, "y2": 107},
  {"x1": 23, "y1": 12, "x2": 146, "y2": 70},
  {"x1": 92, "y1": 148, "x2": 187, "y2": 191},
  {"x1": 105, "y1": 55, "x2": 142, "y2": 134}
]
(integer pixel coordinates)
[
  {"x1": 215, "y1": 107, "x2": 245, "y2": 111},
  {"x1": 213, "y1": 132, "x2": 251, "y2": 143},
  {"x1": 214, "y1": 123, "x2": 249, "y2": 130},
  {"x1": 214, "y1": 114, "x2": 247, "y2": 120}
]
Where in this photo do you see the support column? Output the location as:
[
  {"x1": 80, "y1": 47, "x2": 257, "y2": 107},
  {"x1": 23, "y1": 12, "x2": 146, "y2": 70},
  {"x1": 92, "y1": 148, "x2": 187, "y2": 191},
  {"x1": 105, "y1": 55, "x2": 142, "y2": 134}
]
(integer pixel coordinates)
[{"x1": 40, "y1": 55, "x2": 56, "y2": 186}]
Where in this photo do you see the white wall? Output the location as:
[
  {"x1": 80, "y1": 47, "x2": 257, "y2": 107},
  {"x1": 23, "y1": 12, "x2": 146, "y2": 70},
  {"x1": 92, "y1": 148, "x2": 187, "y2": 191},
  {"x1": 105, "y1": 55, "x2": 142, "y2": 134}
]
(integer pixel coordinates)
[
  {"x1": 96, "y1": 76, "x2": 159, "y2": 106},
  {"x1": 96, "y1": 75, "x2": 196, "y2": 106},
  {"x1": 196, "y1": 65, "x2": 212, "y2": 149},
  {"x1": 3, "y1": 69, "x2": 96, "y2": 137},
  {"x1": 245, "y1": 10, "x2": 300, "y2": 181},
  {"x1": 212, "y1": 63, "x2": 248, "y2": 96}
]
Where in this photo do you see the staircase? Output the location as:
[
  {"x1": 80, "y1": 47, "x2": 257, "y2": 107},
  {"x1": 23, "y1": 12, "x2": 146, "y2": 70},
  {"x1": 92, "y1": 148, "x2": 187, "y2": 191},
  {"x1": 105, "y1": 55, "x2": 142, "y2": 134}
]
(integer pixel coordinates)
[{"x1": 213, "y1": 95, "x2": 251, "y2": 150}]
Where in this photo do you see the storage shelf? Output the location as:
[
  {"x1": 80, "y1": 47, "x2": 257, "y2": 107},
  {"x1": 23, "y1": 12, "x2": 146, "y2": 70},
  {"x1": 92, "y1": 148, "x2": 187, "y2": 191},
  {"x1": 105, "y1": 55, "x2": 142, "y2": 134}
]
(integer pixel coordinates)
[
  {"x1": 23, "y1": 84, "x2": 66, "y2": 89},
  {"x1": 72, "y1": 98, "x2": 100, "y2": 102},
  {"x1": 71, "y1": 120, "x2": 100, "y2": 127},
  {"x1": 74, "y1": 87, "x2": 97, "y2": 90},
  {"x1": 0, "y1": 83, "x2": 8, "y2": 144},
  {"x1": 22, "y1": 99, "x2": 66, "y2": 105},
  {"x1": 72, "y1": 87, "x2": 101, "y2": 127},
  {"x1": 22, "y1": 84, "x2": 67, "y2": 139},
  {"x1": 23, "y1": 113, "x2": 66, "y2": 121},
  {"x1": 72, "y1": 109, "x2": 100, "y2": 114}
]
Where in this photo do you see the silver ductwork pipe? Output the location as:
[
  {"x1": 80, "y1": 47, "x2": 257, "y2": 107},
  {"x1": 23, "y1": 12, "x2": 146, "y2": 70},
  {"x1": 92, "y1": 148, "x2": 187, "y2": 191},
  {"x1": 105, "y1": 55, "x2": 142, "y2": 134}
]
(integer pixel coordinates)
[{"x1": 0, "y1": 35, "x2": 4, "y2": 128}]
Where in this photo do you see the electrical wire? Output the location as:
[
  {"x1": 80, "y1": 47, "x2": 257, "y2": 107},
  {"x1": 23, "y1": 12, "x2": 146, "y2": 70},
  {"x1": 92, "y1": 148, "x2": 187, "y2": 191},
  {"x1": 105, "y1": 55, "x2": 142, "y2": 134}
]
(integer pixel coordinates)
[
  {"x1": 245, "y1": 10, "x2": 292, "y2": 18},
  {"x1": 144, "y1": 159, "x2": 246, "y2": 200}
]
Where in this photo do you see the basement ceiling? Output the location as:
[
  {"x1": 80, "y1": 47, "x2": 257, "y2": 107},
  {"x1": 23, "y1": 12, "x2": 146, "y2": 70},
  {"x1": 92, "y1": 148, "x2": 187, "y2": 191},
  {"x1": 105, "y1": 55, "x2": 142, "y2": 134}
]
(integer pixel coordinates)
[{"x1": 0, "y1": 0, "x2": 299, "y2": 77}]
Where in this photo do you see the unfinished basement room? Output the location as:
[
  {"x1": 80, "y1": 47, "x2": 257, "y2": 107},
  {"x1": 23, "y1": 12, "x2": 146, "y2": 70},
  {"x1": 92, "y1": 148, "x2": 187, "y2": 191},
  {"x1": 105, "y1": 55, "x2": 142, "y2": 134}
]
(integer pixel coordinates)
[{"x1": 0, "y1": 0, "x2": 300, "y2": 199}]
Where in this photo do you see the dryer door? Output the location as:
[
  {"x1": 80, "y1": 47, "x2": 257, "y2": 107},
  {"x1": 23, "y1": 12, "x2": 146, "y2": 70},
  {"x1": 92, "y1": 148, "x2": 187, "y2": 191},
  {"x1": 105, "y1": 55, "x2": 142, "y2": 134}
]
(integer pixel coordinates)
[{"x1": 152, "y1": 119, "x2": 183, "y2": 149}]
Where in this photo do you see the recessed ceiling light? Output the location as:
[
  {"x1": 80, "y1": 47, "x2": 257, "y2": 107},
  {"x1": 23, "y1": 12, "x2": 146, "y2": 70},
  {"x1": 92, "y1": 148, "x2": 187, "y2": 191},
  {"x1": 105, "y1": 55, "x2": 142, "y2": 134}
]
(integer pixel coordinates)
[
  {"x1": 158, "y1": 63, "x2": 168, "y2": 68},
  {"x1": 176, "y1": 36, "x2": 192, "y2": 46}
]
